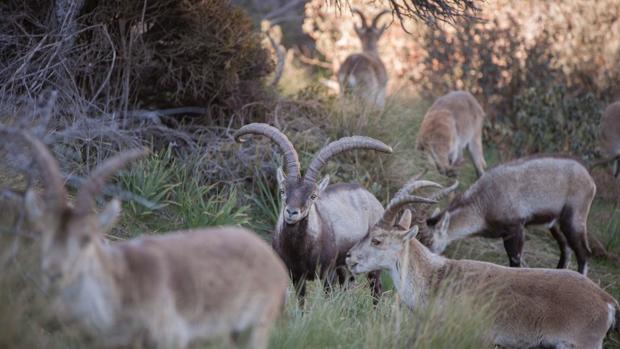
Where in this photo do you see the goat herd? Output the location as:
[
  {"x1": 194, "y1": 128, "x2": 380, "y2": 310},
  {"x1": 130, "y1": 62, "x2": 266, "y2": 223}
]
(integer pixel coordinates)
[{"x1": 2, "y1": 10, "x2": 620, "y2": 349}]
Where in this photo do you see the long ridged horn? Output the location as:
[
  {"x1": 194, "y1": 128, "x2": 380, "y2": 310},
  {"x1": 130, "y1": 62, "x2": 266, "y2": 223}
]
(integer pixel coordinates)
[
  {"x1": 352, "y1": 8, "x2": 368, "y2": 28},
  {"x1": 429, "y1": 181, "x2": 459, "y2": 201},
  {"x1": 74, "y1": 148, "x2": 149, "y2": 216},
  {"x1": 381, "y1": 195, "x2": 438, "y2": 228},
  {"x1": 234, "y1": 123, "x2": 301, "y2": 179},
  {"x1": 371, "y1": 10, "x2": 391, "y2": 29},
  {"x1": 303, "y1": 136, "x2": 392, "y2": 183},
  {"x1": 1, "y1": 127, "x2": 67, "y2": 212},
  {"x1": 394, "y1": 177, "x2": 443, "y2": 199}
]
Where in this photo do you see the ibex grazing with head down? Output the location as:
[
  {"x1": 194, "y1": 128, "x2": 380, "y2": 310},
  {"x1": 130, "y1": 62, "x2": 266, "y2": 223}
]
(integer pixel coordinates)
[
  {"x1": 337, "y1": 9, "x2": 390, "y2": 108},
  {"x1": 6, "y1": 129, "x2": 288, "y2": 349},
  {"x1": 422, "y1": 155, "x2": 596, "y2": 275},
  {"x1": 235, "y1": 123, "x2": 391, "y2": 300},
  {"x1": 592, "y1": 101, "x2": 620, "y2": 177},
  {"x1": 346, "y1": 178, "x2": 620, "y2": 349},
  {"x1": 416, "y1": 90, "x2": 486, "y2": 178}
]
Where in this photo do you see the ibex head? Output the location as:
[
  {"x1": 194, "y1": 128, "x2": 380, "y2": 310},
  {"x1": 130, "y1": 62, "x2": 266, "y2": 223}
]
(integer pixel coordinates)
[
  {"x1": 5, "y1": 128, "x2": 147, "y2": 290},
  {"x1": 347, "y1": 176, "x2": 455, "y2": 273},
  {"x1": 235, "y1": 123, "x2": 392, "y2": 225},
  {"x1": 421, "y1": 183, "x2": 461, "y2": 253},
  {"x1": 352, "y1": 9, "x2": 391, "y2": 53}
]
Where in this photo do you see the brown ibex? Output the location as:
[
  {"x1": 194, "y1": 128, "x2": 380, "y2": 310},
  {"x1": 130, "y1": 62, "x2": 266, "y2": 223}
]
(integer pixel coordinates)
[
  {"x1": 592, "y1": 101, "x2": 620, "y2": 177},
  {"x1": 422, "y1": 155, "x2": 596, "y2": 275},
  {"x1": 416, "y1": 90, "x2": 486, "y2": 178},
  {"x1": 235, "y1": 123, "x2": 391, "y2": 301},
  {"x1": 346, "y1": 177, "x2": 619, "y2": 349},
  {"x1": 337, "y1": 9, "x2": 390, "y2": 108},
  {"x1": 7, "y1": 129, "x2": 288, "y2": 349}
]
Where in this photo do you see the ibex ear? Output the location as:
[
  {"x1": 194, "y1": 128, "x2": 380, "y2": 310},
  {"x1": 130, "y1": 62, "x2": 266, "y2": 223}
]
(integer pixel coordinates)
[
  {"x1": 277, "y1": 167, "x2": 286, "y2": 189},
  {"x1": 317, "y1": 175, "x2": 330, "y2": 193},
  {"x1": 403, "y1": 225, "x2": 419, "y2": 241},
  {"x1": 439, "y1": 213, "x2": 451, "y2": 234},
  {"x1": 98, "y1": 199, "x2": 121, "y2": 234},
  {"x1": 24, "y1": 189, "x2": 44, "y2": 224},
  {"x1": 396, "y1": 209, "x2": 412, "y2": 230}
]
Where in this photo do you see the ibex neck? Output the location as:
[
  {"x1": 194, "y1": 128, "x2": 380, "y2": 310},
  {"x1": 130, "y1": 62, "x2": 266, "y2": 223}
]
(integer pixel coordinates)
[
  {"x1": 58, "y1": 240, "x2": 122, "y2": 332},
  {"x1": 362, "y1": 42, "x2": 379, "y2": 54},
  {"x1": 390, "y1": 239, "x2": 445, "y2": 310},
  {"x1": 448, "y1": 203, "x2": 485, "y2": 240}
]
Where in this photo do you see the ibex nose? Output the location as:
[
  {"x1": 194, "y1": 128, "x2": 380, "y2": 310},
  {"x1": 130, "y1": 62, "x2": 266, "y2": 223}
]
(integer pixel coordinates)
[{"x1": 286, "y1": 208, "x2": 299, "y2": 216}]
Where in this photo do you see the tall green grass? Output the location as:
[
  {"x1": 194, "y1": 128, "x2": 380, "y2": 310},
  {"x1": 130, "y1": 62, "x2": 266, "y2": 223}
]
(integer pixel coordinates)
[{"x1": 270, "y1": 280, "x2": 493, "y2": 349}]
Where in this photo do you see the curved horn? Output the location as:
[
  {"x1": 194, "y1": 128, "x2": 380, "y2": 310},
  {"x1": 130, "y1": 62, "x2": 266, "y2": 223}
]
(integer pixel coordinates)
[
  {"x1": 1, "y1": 127, "x2": 67, "y2": 212},
  {"x1": 352, "y1": 8, "x2": 368, "y2": 28},
  {"x1": 303, "y1": 136, "x2": 392, "y2": 183},
  {"x1": 394, "y1": 178, "x2": 443, "y2": 199},
  {"x1": 429, "y1": 181, "x2": 459, "y2": 201},
  {"x1": 380, "y1": 195, "x2": 438, "y2": 228},
  {"x1": 371, "y1": 10, "x2": 391, "y2": 29},
  {"x1": 75, "y1": 148, "x2": 149, "y2": 216},
  {"x1": 234, "y1": 123, "x2": 301, "y2": 179}
]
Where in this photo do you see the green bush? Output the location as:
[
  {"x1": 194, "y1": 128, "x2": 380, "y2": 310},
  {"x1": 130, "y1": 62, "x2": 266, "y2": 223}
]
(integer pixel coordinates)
[{"x1": 511, "y1": 85, "x2": 601, "y2": 159}]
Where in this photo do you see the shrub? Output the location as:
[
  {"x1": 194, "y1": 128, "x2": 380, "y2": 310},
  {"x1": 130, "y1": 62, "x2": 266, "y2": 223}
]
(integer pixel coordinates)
[
  {"x1": 510, "y1": 85, "x2": 601, "y2": 159},
  {"x1": 0, "y1": 0, "x2": 274, "y2": 125}
]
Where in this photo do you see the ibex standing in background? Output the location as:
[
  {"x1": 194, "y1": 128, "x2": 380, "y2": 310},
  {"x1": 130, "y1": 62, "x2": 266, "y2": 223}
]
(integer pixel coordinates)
[
  {"x1": 235, "y1": 123, "x2": 391, "y2": 301},
  {"x1": 6, "y1": 128, "x2": 288, "y2": 349},
  {"x1": 338, "y1": 9, "x2": 390, "y2": 108},
  {"x1": 346, "y1": 176, "x2": 619, "y2": 349},
  {"x1": 592, "y1": 101, "x2": 620, "y2": 177},
  {"x1": 422, "y1": 156, "x2": 596, "y2": 275},
  {"x1": 416, "y1": 90, "x2": 486, "y2": 178}
]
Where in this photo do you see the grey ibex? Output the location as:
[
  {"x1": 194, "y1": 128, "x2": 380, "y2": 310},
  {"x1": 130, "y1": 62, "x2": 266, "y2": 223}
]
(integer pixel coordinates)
[
  {"x1": 347, "y1": 177, "x2": 619, "y2": 349},
  {"x1": 416, "y1": 91, "x2": 486, "y2": 178},
  {"x1": 592, "y1": 101, "x2": 620, "y2": 177},
  {"x1": 7, "y1": 129, "x2": 288, "y2": 349},
  {"x1": 422, "y1": 155, "x2": 596, "y2": 274},
  {"x1": 337, "y1": 9, "x2": 390, "y2": 108},
  {"x1": 235, "y1": 123, "x2": 391, "y2": 301}
]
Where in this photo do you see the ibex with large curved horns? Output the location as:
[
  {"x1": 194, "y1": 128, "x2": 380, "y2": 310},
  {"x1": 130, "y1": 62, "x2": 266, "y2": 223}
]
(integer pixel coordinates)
[
  {"x1": 235, "y1": 123, "x2": 392, "y2": 301},
  {"x1": 6, "y1": 128, "x2": 288, "y2": 349},
  {"x1": 337, "y1": 9, "x2": 390, "y2": 108},
  {"x1": 347, "y1": 176, "x2": 619, "y2": 349},
  {"x1": 591, "y1": 101, "x2": 620, "y2": 177}
]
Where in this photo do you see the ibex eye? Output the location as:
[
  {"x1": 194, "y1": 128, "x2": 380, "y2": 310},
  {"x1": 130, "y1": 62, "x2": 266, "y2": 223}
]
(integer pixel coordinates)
[
  {"x1": 310, "y1": 194, "x2": 317, "y2": 200},
  {"x1": 371, "y1": 238, "x2": 382, "y2": 246}
]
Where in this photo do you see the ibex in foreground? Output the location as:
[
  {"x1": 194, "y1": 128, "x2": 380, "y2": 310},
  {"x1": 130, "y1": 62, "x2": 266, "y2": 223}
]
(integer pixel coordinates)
[
  {"x1": 347, "y1": 178, "x2": 619, "y2": 349},
  {"x1": 337, "y1": 9, "x2": 390, "y2": 108},
  {"x1": 8, "y1": 129, "x2": 288, "y2": 349},
  {"x1": 235, "y1": 123, "x2": 391, "y2": 301},
  {"x1": 416, "y1": 90, "x2": 486, "y2": 178},
  {"x1": 422, "y1": 155, "x2": 595, "y2": 274},
  {"x1": 592, "y1": 101, "x2": 620, "y2": 177}
]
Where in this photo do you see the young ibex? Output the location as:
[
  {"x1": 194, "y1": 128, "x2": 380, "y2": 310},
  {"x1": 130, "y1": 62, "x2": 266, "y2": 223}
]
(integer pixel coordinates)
[
  {"x1": 337, "y1": 9, "x2": 390, "y2": 108},
  {"x1": 422, "y1": 155, "x2": 596, "y2": 274},
  {"x1": 346, "y1": 178, "x2": 619, "y2": 349},
  {"x1": 592, "y1": 101, "x2": 620, "y2": 177},
  {"x1": 416, "y1": 90, "x2": 486, "y2": 178},
  {"x1": 8, "y1": 129, "x2": 288, "y2": 349},
  {"x1": 234, "y1": 123, "x2": 391, "y2": 300}
]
